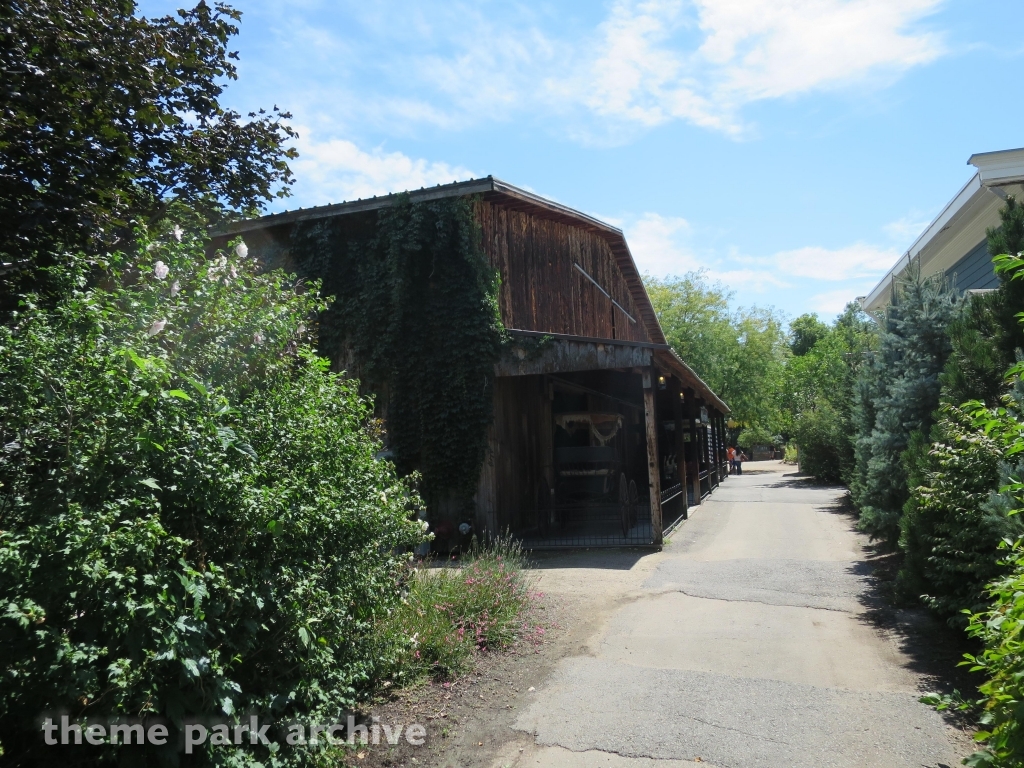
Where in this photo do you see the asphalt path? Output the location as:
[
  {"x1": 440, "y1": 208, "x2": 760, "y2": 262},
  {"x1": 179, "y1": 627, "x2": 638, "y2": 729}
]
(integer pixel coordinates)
[{"x1": 503, "y1": 463, "x2": 965, "y2": 768}]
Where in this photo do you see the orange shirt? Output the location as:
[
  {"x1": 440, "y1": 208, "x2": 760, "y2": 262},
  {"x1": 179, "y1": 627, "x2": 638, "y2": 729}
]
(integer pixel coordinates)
[{"x1": 727, "y1": 447, "x2": 736, "y2": 461}]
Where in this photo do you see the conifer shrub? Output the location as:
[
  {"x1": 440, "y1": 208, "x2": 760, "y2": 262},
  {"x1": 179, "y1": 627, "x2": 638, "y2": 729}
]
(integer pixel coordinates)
[
  {"x1": 852, "y1": 268, "x2": 960, "y2": 546},
  {"x1": 0, "y1": 232, "x2": 423, "y2": 766},
  {"x1": 897, "y1": 406, "x2": 1021, "y2": 621}
]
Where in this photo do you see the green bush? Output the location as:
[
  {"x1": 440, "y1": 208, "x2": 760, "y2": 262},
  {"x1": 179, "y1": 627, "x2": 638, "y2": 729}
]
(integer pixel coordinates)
[
  {"x1": 791, "y1": 403, "x2": 847, "y2": 483},
  {"x1": 385, "y1": 536, "x2": 535, "y2": 681},
  {"x1": 947, "y1": 541, "x2": 1024, "y2": 767},
  {"x1": 783, "y1": 443, "x2": 799, "y2": 463},
  {"x1": 0, "y1": 233, "x2": 423, "y2": 766},
  {"x1": 736, "y1": 425, "x2": 772, "y2": 450},
  {"x1": 898, "y1": 407, "x2": 1020, "y2": 621}
]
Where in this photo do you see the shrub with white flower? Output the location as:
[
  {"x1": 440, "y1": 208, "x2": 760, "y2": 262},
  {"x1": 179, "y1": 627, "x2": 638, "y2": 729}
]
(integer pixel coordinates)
[{"x1": 0, "y1": 232, "x2": 425, "y2": 766}]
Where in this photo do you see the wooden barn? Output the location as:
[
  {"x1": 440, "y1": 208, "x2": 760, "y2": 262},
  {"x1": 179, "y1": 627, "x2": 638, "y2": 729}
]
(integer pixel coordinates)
[{"x1": 216, "y1": 177, "x2": 730, "y2": 547}]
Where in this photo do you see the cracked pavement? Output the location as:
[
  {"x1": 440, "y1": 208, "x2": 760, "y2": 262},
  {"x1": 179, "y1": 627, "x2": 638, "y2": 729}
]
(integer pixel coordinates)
[{"x1": 499, "y1": 463, "x2": 965, "y2": 768}]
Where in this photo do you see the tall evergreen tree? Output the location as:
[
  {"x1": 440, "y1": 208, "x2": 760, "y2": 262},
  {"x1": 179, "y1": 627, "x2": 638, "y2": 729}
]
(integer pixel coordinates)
[{"x1": 852, "y1": 266, "x2": 960, "y2": 546}]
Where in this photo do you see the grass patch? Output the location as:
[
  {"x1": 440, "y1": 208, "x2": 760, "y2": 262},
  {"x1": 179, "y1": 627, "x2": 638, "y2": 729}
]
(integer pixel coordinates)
[{"x1": 384, "y1": 535, "x2": 536, "y2": 681}]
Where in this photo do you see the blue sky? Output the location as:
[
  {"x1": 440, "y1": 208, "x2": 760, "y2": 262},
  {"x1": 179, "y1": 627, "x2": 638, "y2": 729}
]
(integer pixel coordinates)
[{"x1": 144, "y1": 0, "x2": 1024, "y2": 321}]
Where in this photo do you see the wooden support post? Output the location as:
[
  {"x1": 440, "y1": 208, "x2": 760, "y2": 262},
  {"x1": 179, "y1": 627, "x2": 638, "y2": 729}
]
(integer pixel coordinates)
[
  {"x1": 709, "y1": 415, "x2": 720, "y2": 489},
  {"x1": 673, "y1": 378, "x2": 687, "y2": 520},
  {"x1": 642, "y1": 368, "x2": 664, "y2": 545},
  {"x1": 718, "y1": 415, "x2": 728, "y2": 480},
  {"x1": 684, "y1": 388, "x2": 700, "y2": 506}
]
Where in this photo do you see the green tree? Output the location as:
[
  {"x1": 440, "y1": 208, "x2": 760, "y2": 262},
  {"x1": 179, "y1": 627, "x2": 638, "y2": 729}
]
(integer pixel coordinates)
[
  {"x1": 645, "y1": 270, "x2": 737, "y2": 395},
  {"x1": 0, "y1": 233, "x2": 422, "y2": 765},
  {"x1": 781, "y1": 304, "x2": 874, "y2": 483},
  {"x1": 789, "y1": 313, "x2": 830, "y2": 356},
  {"x1": 0, "y1": 0, "x2": 296, "y2": 272},
  {"x1": 646, "y1": 270, "x2": 789, "y2": 432},
  {"x1": 852, "y1": 267, "x2": 961, "y2": 546}
]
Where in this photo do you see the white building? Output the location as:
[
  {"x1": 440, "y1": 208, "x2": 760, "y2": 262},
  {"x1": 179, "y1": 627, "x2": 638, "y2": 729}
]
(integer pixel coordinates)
[{"x1": 861, "y1": 148, "x2": 1024, "y2": 314}]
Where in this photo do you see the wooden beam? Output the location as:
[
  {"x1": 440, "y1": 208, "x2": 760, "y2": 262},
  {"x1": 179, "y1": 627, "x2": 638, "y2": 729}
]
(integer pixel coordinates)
[
  {"x1": 684, "y1": 388, "x2": 700, "y2": 506},
  {"x1": 643, "y1": 368, "x2": 664, "y2": 544},
  {"x1": 712, "y1": 411, "x2": 720, "y2": 489},
  {"x1": 673, "y1": 377, "x2": 687, "y2": 520}
]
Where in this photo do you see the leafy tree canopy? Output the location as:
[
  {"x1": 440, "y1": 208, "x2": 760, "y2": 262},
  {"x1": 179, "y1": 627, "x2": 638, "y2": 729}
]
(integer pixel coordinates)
[
  {"x1": 0, "y1": 0, "x2": 296, "y2": 268},
  {"x1": 789, "y1": 313, "x2": 830, "y2": 356},
  {"x1": 645, "y1": 270, "x2": 789, "y2": 432}
]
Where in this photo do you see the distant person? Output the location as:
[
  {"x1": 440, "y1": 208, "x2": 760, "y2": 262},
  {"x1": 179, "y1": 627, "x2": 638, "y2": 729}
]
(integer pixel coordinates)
[
  {"x1": 727, "y1": 445, "x2": 737, "y2": 474},
  {"x1": 769, "y1": 445, "x2": 776, "y2": 460},
  {"x1": 736, "y1": 450, "x2": 747, "y2": 475}
]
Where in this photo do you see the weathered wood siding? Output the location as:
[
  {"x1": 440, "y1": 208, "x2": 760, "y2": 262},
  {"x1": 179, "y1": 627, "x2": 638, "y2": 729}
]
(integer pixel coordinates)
[
  {"x1": 496, "y1": 338, "x2": 654, "y2": 377},
  {"x1": 476, "y1": 375, "x2": 554, "y2": 534},
  {"x1": 477, "y1": 202, "x2": 651, "y2": 343}
]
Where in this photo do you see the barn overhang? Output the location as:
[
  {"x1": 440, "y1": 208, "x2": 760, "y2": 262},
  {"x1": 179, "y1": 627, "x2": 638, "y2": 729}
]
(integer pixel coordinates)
[{"x1": 498, "y1": 330, "x2": 730, "y2": 415}]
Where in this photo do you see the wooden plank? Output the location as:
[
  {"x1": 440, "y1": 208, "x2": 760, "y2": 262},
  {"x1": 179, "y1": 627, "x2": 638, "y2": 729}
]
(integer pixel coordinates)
[{"x1": 643, "y1": 367, "x2": 664, "y2": 545}]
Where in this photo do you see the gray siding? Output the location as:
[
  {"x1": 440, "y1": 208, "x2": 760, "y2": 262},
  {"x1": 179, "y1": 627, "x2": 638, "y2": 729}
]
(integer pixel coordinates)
[{"x1": 949, "y1": 239, "x2": 999, "y2": 292}]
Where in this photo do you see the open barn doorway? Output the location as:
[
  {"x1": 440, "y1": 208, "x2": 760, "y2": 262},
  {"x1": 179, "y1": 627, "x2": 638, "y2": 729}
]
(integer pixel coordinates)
[{"x1": 479, "y1": 370, "x2": 658, "y2": 548}]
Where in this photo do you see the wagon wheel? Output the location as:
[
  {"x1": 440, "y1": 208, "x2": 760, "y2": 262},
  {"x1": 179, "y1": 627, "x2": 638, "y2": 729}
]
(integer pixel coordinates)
[
  {"x1": 618, "y1": 473, "x2": 630, "y2": 538},
  {"x1": 628, "y1": 480, "x2": 639, "y2": 529}
]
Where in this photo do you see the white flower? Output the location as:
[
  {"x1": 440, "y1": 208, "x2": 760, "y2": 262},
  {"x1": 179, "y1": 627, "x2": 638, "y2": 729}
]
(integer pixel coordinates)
[
  {"x1": 208, "y1": 255, "x2": 227, "y2": 280},
  {"x1": 229, "y1": 265, "x2": 238, "y2": 279},
  {"x1": 171, "y1": 224, "x2": 183, "y2": 242},
  {"x1": 170, "y1": 280, "x2": 180, "y2": 297},
  {"x1": 253, "y1": 331, "x2": 264, "y2": 345},
  {"x1": 297, "y1": 324, "x2": 306, "y2": 336},
  {"x1": 235, "y1": 241, "x2": 248, "y2": 259},
  {"x1": 147, "y1": 319, "x2": 166, "y2": 337},
  {"x1": 153, "y1": 261, "x2": 169, "y2": 280}
]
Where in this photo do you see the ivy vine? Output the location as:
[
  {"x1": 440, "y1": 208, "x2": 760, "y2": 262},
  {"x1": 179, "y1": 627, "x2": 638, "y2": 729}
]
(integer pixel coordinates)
[{"x1": 290, "y1": 195, "x2": 505, "y2": 513}]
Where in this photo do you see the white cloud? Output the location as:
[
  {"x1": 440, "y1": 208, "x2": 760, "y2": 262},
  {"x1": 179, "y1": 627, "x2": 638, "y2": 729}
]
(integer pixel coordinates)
[
  {"x1": 808, "y1": 288, "x2": 864, "y2": 315},
  {"x1": 883, "y1": 213, "x2": 933, "y2": 245},
  {"x1": 772, "y1": 243, "x2": 899, "y2": 280},
  {"x1": 694, "y1": 0, "x2": 944, "y2": 101},
  {"x1": 261, "y1": 0, "x2": 946, "y2": 142},
  {"x1": 622, "y1": 212, "x2": 789, "y2": 292},
  {"x1": 559, "y1": 0, "x2": 945, "y2": 135},
  {"x1": 290, "y1": 130, "x2": 475, "y2": 205},
  {"x1": 712, "y1": 268, "x2": 790, "y2": 291},
  {"x1": 624, "y1": 213, "x2": 701, "y2": 275}
]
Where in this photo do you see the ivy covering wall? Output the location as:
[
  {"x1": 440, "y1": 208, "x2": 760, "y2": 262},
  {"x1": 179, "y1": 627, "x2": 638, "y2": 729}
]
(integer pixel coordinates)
[{"x1": 290, "y1": 195, "x2": 505, "y2": 514}]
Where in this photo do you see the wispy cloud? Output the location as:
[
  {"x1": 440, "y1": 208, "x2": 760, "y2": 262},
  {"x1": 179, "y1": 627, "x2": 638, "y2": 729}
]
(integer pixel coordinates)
[
  {"x1": 771, "y1": 243, "x2": 899, "y2": 280},
  {"x1": 883, "y1": 212, "x2": 934, "y2": 246},
  {"x1": 624, "y1": 213, "x2": 700, "y2": 275},
  {"x1": 623, "y1": 212, "x2": 788, "y2": 291},
  {"x1": 809, "y1": 287, "x2": 867, "y2": 315},
  {"x1": 571, "y1": 0, "x2": 945, "y2": 137},
  {"x1": 289, "y1": 129, "x2": 475, "y2": 206},
  {"x1": 253, "y1": 0, "x2": 946, "y2": 143}
]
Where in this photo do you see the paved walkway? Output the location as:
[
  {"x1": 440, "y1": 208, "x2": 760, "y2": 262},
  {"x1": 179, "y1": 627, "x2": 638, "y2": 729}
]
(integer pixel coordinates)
[{"x1": 500, "y1": 462, "x2": 965, "y2": 768}]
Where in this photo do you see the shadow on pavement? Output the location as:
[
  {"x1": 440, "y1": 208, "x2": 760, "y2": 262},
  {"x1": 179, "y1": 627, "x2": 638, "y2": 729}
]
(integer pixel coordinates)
[
  {"x1": 818, "y1": 496, "x2": 982, "y2": 734},
  {"x1": 526, "y1": 547, "x2": 656, "y2": 571}
]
